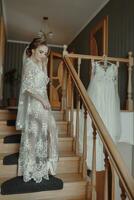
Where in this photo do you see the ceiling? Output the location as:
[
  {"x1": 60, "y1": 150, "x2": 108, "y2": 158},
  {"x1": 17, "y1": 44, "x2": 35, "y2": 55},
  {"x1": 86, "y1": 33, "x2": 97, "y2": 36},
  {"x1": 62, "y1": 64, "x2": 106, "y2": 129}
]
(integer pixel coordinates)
[{"x1": 3, "y1": 0, "x2": 109, "y2": 46}]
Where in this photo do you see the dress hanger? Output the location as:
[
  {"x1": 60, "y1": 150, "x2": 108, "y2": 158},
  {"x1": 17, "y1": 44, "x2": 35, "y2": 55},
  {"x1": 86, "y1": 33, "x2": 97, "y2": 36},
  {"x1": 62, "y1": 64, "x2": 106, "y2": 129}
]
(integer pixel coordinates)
[{"x1": 96, "y1": 55, "x2": 113, "y2": 69}]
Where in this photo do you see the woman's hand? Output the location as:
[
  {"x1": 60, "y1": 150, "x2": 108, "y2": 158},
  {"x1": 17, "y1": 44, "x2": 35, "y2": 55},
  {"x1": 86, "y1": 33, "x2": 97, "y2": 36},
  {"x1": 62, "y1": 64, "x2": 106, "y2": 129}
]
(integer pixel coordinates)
[
  {"x1": 41, "y1": 57, "x2": 48, "y2": 66},
  {"x1": 42, "y1": 101, "x2": 51, "y2": 110}
]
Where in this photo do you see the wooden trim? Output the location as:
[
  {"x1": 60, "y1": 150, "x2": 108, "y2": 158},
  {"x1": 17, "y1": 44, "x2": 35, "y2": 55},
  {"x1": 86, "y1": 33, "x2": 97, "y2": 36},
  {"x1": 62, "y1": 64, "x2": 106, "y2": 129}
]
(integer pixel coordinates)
[
  {"x1": 90, "y1": 16, "x2": 108, "y2": 56},
  {"x1": 51, "y1": 51, "x2": 62, "y2": 58},
  {"x1": 0, "y1": 16, "x2": 6, "y2": 101},
  {"x1": 67, "y1": 53, "x2": 129, "y2": 63}
]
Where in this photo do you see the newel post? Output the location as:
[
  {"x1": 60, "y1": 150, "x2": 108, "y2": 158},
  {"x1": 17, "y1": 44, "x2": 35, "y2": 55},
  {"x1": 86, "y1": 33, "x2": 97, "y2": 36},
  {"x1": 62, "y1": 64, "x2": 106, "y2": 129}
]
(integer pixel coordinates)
[{"x1": 126, "y1": 52, "x2": 133, "y2": 111}]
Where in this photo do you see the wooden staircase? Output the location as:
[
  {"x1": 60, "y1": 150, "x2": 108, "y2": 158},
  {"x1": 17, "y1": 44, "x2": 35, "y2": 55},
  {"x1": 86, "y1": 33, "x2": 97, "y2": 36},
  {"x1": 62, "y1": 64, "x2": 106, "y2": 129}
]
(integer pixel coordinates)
[{"x1": 0, "y1": 109, "x2": 89, "y2": 200}]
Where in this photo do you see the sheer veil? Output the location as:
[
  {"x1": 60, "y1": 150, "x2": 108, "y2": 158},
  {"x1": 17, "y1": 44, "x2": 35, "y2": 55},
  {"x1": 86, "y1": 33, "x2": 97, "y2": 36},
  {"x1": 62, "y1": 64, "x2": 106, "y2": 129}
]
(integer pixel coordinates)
[
  {"x1": 23, "y1": 45, "x2": 29, "y2": 64},
  {"x1": 16, "y1": 45, "x2": 29, "y2": 130}
]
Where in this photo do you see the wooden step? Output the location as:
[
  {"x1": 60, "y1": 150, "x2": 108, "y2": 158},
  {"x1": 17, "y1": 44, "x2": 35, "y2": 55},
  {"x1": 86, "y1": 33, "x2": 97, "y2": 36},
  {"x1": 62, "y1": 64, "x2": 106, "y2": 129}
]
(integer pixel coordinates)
[
  {"x1": 0, "y1": 122, "x2": 7, "y2": 126},
  {"x1": 0, "y1": 134, "x2": 70, "y2": 142},
  {"x1": 0, "y1": 110, "x2": 16, "y2": 121},
  {"x1": 0, "y1": 153, "x2": 81, "y2": 177},
  {"x1": 0, "y1": 136, "x2": 74, "y2": 154},
  {"x1": 0, "y1": 121, "x2": 68, "y2": 136},
  {"x1": 0, "y1": 173, "x2": 88, "y2": 200},
  {"x1": 52, "y1": 110, "x2": 65, "y2": 121},
  {"x1": 0, "y1": 126, "x2": 17, "y2": 134},
  {"x1": 0, "y1": 151, "x2": 76, "y2": 161},
  {"x1": 0, "y1": 110, "x2": 65, "y2": 121}
]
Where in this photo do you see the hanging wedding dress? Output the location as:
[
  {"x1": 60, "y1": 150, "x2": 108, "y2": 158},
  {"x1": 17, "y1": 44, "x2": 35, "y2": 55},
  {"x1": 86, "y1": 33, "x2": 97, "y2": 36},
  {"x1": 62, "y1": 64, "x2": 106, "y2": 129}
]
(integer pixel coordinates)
[
  {"x1": 16, "y1": 48, "x2": 58, "y2": 183},
  {"x1": 79, "y1": 60, "x2": 121, "y2": 171}
]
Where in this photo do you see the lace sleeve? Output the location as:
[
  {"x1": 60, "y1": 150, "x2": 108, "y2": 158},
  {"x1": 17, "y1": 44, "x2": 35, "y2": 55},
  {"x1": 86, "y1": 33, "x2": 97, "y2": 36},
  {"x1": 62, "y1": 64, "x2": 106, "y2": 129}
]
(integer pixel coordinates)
[
  {"x1": 43, "y1": 57, "x2": 50, "y2": 84},
  {"x1": 21, "y1": 61, "x2": 37, "y2": 95}
]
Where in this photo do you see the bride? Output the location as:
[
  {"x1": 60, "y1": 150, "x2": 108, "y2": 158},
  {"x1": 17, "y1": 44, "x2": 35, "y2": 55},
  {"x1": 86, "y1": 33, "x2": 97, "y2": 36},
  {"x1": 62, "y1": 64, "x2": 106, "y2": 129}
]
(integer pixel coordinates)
[{"x1": 16, "y1": 37, "x2": 58, "y2": 183}]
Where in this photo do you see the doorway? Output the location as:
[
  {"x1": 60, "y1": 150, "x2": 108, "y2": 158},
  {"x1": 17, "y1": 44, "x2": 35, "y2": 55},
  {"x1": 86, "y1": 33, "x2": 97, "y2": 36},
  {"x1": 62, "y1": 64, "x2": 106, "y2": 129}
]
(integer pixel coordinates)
[{"x1": 89, "y1": 16, "x2": 108, "y2": 56}]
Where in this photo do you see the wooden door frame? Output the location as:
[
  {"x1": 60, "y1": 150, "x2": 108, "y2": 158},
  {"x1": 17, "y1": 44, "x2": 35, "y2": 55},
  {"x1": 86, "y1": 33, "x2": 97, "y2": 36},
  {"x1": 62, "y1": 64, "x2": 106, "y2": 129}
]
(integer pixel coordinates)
[
  {"x1": 49, "y1": 51, "x2": 63, "y2": 110},
  {"x1": 89, "y1": 16, "x2": 108, "y2": 56}
]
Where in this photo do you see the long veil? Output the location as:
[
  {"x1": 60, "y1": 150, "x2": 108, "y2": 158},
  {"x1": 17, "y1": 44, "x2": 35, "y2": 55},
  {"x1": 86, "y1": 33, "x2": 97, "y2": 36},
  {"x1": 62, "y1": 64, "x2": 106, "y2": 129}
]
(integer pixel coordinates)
[
  {"x1": 22, "y1": 45, "x2": 29, "y2": 74},
  {"x1": 23, "y1": 45, "x2": 29, "y2": 64},
  {"x1": 16, "y1": 45, "x2": 29, "y2": 130}
]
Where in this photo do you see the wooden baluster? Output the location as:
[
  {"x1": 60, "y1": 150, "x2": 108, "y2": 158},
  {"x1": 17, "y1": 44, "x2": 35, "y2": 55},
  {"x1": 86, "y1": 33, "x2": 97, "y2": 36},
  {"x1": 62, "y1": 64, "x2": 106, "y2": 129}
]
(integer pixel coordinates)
[
  {"x1": 63, "y1": 44, "x2": 68, "y2": 56},
  {"x1": 111, "y1": 166, "x2": 115, "y2": 200},
  {"x1": 75, "y1": 94, "x2": 80, "y2": 154},
  {"x1": 126, "y1": 52, "x2": 133, "y2": 111},
  {"x1": 104, "y1": 150, "x2": 109, "y2": 200},
  {"x1": 62, "y1": 65, "x2": 67, "y2": 119},
  {"x1": 91, "y1": 123, "x2": 97, "y2": 200},
  {"x1": 62, "y1": 44, "x2": 68, "y2": 116},
  {"x1": 66, "y1": 70, "x2": 70, "y2": 122},
  {"x1": 119, "y1": 180, "x2": 127, "y2": 200},
  {"x1": 70, "y1": 78, "x2": 74, "y2": 137},
  {"x1": 66, "y1": 72, "x2": 73, "y2": 136},
  {"x1": 104, "y1": 154, "x2": 116, "y2": 200},
  {"x1": 82, "y1": 108, "x2": 87, "y2": 178},
  {"x1": 77, "y1": 58, "x2": 81, "y2": 77},
  {"x1": 75, "y1": 58, "x2": 81, "y2": 154}
]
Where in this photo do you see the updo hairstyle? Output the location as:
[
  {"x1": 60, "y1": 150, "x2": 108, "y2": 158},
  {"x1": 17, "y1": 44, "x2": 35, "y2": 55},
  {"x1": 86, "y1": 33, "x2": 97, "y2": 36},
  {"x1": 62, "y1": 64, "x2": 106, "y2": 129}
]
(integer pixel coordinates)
[{"x1": 26, "y1": 37, "x2": 50, "y2": 57}]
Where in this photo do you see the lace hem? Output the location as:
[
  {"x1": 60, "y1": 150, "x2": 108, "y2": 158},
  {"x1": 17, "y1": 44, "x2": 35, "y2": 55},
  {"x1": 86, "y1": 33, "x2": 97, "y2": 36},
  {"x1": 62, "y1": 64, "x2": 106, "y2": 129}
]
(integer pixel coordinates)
[{"x1": 18, "y1": 158, "x2": 58, "y2": 183}]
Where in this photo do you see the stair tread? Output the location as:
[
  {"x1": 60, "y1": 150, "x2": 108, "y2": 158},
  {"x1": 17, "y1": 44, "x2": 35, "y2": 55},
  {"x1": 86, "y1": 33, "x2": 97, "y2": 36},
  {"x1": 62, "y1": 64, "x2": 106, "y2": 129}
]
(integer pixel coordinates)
[
  {"x1": 0, "y1": 134, "x2": 71, "y2": 138},
  {"x1": 0, "y1": 133, "x2": 67, "y2": 138},
  {"x1": 0, "y1": 109, "x2": 64, "y2": 114},
  {"x1": 0, "y1": 121, "x2": 68, "y2": 134},
  {"x1": 0, "y1": 173, "x2": 86, "y2": 185},
  {"x1": 0, "y1": 121, "x2": 67, "y2": 126},
  {"x1": 0, "y1": 136, "x2": 73, "y2": 142},
  {"x1": 0, "y1": 122, "x2": 7, "y2": 125},
  {"x1": 58, "y1": 173, "x2": 85, "y2": 182},
  {"x1": 0, "y1": 110, "x2": 65, "y2": 122},
  {"x1": 0, "y1": 174, "x2": 87, "y2": 200},
  {"x1": 0, "y1": 108, "x2": 64, "y2": 112},
  {"x1": 0, "y1": 151, "x2": 78, "y2": 162},
  {"x1": 0, "y1": 108, "x2": 17, "y2": 112},
  {"x1": 0, "y1": 119, "x2": 68, "y2": 140}
]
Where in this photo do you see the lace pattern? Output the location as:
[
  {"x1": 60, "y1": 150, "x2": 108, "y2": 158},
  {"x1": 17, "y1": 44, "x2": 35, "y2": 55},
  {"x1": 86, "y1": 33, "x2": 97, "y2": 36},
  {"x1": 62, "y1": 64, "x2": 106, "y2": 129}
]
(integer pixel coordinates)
[
  {"x1": 16, "y1": 58, "x2": 58, "y2": 183},
  {"x1": 79, "y1": 61, "x2": 121, "y2": 171}
]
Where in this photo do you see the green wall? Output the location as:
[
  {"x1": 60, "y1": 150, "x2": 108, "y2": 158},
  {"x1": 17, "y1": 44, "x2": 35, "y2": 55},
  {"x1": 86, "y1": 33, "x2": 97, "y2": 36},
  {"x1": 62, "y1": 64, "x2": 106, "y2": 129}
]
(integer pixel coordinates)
[
  {"x1": 3, "y1": 42, "x2": 27, "y2": 105},
  {"x1": 0, "y1": 0, "x2": 2, "y2": 17}
]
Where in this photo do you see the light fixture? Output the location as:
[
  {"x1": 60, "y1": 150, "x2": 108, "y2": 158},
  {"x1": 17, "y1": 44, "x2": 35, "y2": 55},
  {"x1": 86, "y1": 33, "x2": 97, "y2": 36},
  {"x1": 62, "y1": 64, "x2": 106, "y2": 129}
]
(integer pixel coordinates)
[{"x1": 37, "y1": 17, "x2": 53, "y2": 41}]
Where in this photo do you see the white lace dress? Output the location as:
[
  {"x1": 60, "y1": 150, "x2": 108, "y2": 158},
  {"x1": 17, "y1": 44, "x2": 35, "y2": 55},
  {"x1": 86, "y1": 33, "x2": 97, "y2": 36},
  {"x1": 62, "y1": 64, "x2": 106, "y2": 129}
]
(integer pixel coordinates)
[
  {"x1": 16, "y1": 58, "x2": 58, "y2": 183},
  {"x1": 79, "y1": 61, "x2": 121, "y2": 171}
]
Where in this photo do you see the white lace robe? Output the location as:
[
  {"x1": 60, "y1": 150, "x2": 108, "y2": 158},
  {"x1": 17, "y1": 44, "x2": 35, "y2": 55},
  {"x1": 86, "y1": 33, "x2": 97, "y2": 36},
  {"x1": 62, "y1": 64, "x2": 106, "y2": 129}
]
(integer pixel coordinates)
[{"x1": 16, "y1": 58, "x2": 58, "y2": 183}]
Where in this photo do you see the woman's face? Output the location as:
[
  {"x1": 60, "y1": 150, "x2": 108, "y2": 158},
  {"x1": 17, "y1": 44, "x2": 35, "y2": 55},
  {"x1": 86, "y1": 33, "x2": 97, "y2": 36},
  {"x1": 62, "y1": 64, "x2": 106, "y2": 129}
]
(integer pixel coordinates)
[{"x1": 32, "y1": 45, "x2": 48, "y2": 62}]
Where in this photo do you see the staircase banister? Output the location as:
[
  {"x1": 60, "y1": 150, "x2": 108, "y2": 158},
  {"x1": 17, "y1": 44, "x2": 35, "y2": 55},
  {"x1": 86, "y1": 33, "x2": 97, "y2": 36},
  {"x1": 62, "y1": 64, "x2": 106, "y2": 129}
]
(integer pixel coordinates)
[
  {"x1": 64, "y1": 55, "x2": 134, "y2": 200},
  {"x1": 67, "y1": 53, "x2": 129, "y2": 63}
]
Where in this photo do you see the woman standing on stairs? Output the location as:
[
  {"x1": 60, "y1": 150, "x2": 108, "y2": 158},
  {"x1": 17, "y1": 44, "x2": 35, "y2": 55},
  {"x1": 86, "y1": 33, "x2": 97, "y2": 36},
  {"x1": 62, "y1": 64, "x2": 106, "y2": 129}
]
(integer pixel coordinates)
[{"x1": 16, "y1": 37, "x2": 58, "y2": 183}]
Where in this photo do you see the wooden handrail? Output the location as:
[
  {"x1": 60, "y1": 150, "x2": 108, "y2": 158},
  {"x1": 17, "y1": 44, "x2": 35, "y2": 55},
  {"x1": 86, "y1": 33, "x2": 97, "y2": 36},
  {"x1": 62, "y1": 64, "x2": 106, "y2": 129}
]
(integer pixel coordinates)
[
  {"x1": 64, "y1": 56, "x2": 134, "y2": 200},
  {"x1": 67, "y1": 53, "x2": 129, "y2": 63}
]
